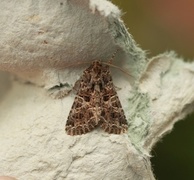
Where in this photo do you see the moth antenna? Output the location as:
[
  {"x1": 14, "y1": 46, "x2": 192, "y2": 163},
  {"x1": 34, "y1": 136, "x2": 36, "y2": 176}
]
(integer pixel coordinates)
[
  {"x1": 105, "y1": 49, "x2": 134, "y2": 79},
  {"x1": 62, "y1": 49, "x2": 119, "y2": 68},
  {"x1": 102, "y1": 62, "x2": 133, "y2": 79},
  {"x1": 60, "y1": 49, "x2": 133, "y2": 79},
  {"x1": 108, "y1": 49, "x2": 119, "y2": 64},
  {"x1": 63, "y1": 60, "x2": 133, "y2": 79}
]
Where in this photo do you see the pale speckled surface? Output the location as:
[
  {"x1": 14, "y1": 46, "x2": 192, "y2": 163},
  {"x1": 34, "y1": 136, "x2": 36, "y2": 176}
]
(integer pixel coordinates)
[
  {"x1": 1, "y1": 0, "x2": 194, "y2": 180},
  {"x1": 0, "y1": 0, "x2": 145, "y2": 88},
  {"x1": 0, "y1": 0, "x2": 151, "y2": 179},
  {"x1": 0, "y1": 81, "x2": 152, "y2": 179}
]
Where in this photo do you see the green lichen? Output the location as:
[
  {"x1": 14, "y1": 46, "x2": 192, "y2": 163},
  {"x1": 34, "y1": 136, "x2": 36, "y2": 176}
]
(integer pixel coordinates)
[{"x1": 127, "y1": 90, "x2": 151, "y2": 147}]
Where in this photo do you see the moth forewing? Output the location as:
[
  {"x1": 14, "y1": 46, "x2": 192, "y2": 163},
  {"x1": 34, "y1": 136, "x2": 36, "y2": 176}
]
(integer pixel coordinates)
[{"x1": 65, "y1": 60, "x2": 128, "y2": 135}]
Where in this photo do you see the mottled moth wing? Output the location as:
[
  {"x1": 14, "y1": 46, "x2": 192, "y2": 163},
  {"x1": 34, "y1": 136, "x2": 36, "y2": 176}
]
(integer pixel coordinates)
[
  {"x1": 65, "y1": 61, "x2": 128, "y2": 135},
  {"x1": 100, "y1": 64, "x2": 128, "y2": 134},
  {"x1": 65, "y1": 63, "x2": 103, "y2": 135},
  {"x1": 65, "y1": 96, "x2": 98, "y2": 135}
]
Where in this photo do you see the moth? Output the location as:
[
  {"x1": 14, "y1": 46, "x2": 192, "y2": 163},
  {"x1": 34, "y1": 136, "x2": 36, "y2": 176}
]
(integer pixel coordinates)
[{"x1": 65, "y1": 60, "x2": 128, "y2": 135}]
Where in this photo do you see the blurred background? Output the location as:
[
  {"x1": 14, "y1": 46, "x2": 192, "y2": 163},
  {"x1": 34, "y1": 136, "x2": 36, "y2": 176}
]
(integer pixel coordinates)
[{"x1": 112, "y1": 0, "x2": 194, "y2": 179}]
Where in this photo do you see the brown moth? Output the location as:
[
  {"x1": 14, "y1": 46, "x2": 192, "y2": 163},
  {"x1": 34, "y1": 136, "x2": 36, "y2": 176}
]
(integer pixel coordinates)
[{"x1": 65, "y1": 60, "x2": 128, "y2": 135}]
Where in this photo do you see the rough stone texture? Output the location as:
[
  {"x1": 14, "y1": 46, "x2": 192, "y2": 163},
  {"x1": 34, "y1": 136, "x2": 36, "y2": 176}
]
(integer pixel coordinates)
[{"x1": 0, "y1": 0, "x2": 194, "y2": 180}]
